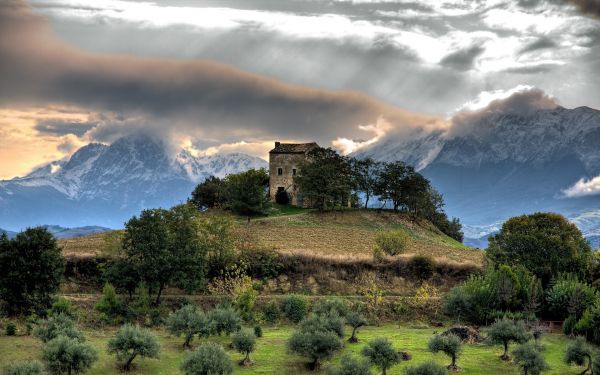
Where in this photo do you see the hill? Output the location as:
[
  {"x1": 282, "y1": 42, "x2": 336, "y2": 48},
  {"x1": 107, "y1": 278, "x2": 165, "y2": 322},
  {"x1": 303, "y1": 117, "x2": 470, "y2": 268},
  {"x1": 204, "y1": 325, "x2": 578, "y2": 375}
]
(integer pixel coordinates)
[{"x1": 58, "y1": 209, "x2": 482, "y2": 265}]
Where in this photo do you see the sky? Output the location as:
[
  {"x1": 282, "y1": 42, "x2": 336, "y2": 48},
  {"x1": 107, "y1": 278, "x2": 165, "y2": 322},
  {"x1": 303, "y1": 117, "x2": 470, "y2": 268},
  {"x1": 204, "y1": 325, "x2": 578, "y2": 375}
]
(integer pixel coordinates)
[{"x1": 0, "y1": 0, "x2": 599, "y2": 179}]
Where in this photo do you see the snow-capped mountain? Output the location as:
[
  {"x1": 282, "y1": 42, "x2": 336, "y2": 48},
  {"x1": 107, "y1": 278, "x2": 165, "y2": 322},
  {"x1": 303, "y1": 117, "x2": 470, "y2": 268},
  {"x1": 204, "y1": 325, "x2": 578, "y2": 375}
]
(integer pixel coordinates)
[
  {"x1": 0, "y1": 135, "x2": 267, "y2": 230},
  {"x1": 356, "y1": 105, "x2": 600, "y2": 247}
]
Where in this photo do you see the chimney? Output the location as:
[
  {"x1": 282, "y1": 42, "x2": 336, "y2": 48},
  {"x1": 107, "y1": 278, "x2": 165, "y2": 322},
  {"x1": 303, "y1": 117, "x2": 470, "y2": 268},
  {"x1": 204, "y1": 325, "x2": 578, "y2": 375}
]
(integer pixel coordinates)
[{"x1": 275, "y1": 141, "x2": 281, "y2": 147}]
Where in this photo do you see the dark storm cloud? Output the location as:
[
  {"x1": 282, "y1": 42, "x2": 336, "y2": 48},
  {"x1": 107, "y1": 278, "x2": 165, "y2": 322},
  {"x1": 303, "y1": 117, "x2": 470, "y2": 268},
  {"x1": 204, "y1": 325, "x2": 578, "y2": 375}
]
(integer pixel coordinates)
[
  {"x1": 0, "y1": 1, "x2": 443, "y2": 148},
  {"x1": 34, "y1": 119, "x2": 97, "y2": 136},
  {"x1": 439, "y1": 45, "x2": 485, "y2": 71}
]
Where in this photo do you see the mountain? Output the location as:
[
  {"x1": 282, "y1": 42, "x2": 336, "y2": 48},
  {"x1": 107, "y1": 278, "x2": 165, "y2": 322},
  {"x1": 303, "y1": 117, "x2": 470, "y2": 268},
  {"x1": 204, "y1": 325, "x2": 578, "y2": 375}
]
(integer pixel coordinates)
[
  {"x1": 357, "y1": 105, "x2": 600, "y2": 246},
  {"x1": 0, "y1": 135, "x2": 267, "y2": 230},
  {"x1": 0, "y1": 228, "x2": 17, "y2": 239}
]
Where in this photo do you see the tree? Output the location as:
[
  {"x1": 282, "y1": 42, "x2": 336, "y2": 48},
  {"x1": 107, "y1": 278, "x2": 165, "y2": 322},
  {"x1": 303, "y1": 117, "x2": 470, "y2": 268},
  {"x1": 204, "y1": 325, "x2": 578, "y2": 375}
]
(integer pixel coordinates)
[
  {"x1": 313, "y1": 298, "x2": 348, "y2": 318},
  {"x1": 0, "y1": 228, "x2": 64, "y2": 315},
  {"x1": 42, "y1": 336, "x2": 97, "y2": 375},
  {"x1": 361, "y1": 337, "x2": 400, "y2": 375},
  {"x1": 208, "y1": 306, "x2": 242, "y2": 336},
  {"x1": 3, "y1": 361, "x2": 47, "y2": 375},
  {"x1": 487, "y1": 213, "x2": 594, "y2": 285},
  {"x1": 326, "y1": 353, "x2": 372, "y2": 375},
  {"x1": 107, "y1": 324, "x2": 160, "y2": 371},
  {"x1": 287, "y1": 314, "x2": 344, "y2": 370},
  {"x1": 190, "y1": 176, "x2": 225, "y2": 209},
  {"x1": 442, "y1": 287, "x2": 472, "y2": 325},
  {"x1": 102, "y1": 260, "x2": 140, "y2": 300},
  {"x1": 180, "y1": 342, "x2": 233, "y2": 375},
  {"x1": 513, "y1": 342, "x2": 548, "y2": 375},
  {"x1": 565, "y1": 337, "x2": 595, "y2": 375},
  {"x1": 231, "y1": 328, "x2": 256, "y2": 365},
  {"x1": 295, "y1": 148, "x2": 353, "y2": 210},
  {"x1": 351, "y1": 157, "x2": 381, "y2": 209},
  {"x1": 375, "y1": 230, "x2": 410, "y2": 256},
  {"x1": 428, "y1": 334, "x2": 462, "y2": 371},
  {"x1": 487, "y1": 318, "x2": 531, "y2": 360},
  {"x1": 346, "y1": 312, "x2": 367, "y2": 343},
  {"x1": 166, "y1": 304, "x2": 210, "y2": 349},
  {"x1": 34, "y1": 314, "x2": 84, "y2": 343},
  {"x1": 404, "y1": 361, "x2": 448, "y2": 375},
  {"x1": 281, "y1": 295, "x2": 309, "y2": 324},
  {"x1": 95, "y1": 283, "x2": 124, "y2": 323},
  {"x1": 224, "y1": 168, "x2": 270, "y2": 221},
  {"x1": 198, "y1": 216, "x2": 236, "y2": 278}
]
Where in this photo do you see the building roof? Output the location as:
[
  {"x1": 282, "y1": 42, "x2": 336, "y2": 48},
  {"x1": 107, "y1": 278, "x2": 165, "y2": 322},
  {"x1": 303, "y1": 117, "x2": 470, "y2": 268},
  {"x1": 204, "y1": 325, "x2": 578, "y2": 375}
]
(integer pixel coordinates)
[{"x1": 269, "y1": 142, "x2": 319, "y2": 154}]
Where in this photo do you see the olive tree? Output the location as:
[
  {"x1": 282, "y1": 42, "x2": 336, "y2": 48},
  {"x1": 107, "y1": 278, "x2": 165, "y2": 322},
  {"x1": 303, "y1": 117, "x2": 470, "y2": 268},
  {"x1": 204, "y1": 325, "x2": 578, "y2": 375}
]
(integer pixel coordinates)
[
  {"x1": 208, "y1": 306, "x2": 242, "y2": 336},
  {"x1": 287, "y1": 314, "x2": 343, "y2": 370},
  {"x1": 42, "y1": 336, "x2": 97, "y2": 375},
  {"x1": 513, "y1": 342, "x2": 548, "y2": 375},
  {"x1": 166, "y1": 304, "x2": 210, "y2": 348},
  {"x1": 428, "y1": 334, "x2": 462, "y2": 371},
  {"x1": 34, "y1": 314, "x2": 84, "y2": 343},
  {"x1": 313, "y1": 298, "x2": 348, "y2": 318},
  {"x1": 325, "y1": 354, "x2": 372, "y2": 375},
  {"x1": 3, "y1": 361, "x2": 47, "y2": 375},
  {"x1": 565, "y1": 337, "x2": 596, "y2": 375},
  {"x1": 361, "y1": 338, "x2": 401, "y2": 375},
  {"x1": 231, "y1": 328, "x2": 256, "y2": 365},
  {"x1": 487, "y1": 318, "x2": 531, "y2": 361},
  {"x1": 180, "y1": 342, "x2": 233, "y2": 375},
  {"x1": 346, "y1": 312, "x2": 367, "y2": 343},
  {"x1": 107, "y1": 324, "x2": 160, "y2": 371},
  {"x1": 404, "y1": 361, "x2": 448, "y2": 375}
]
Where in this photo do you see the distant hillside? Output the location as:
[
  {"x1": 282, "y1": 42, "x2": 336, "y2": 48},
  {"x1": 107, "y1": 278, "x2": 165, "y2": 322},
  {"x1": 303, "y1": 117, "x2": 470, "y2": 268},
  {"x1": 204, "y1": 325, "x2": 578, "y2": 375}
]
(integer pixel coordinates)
[
  {"x1": 59, "y1": 210, "x2": 481, "y2": 265},
  {"x1": 0, "y1": 228, "x2": 16, "y2": 239}
]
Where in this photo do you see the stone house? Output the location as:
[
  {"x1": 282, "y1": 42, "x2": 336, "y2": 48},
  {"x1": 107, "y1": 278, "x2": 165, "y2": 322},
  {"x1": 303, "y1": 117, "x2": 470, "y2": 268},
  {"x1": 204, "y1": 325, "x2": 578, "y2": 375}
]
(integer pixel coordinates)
[{"x1": 269, "y1": 141, "x2": 319, "y2": 206}]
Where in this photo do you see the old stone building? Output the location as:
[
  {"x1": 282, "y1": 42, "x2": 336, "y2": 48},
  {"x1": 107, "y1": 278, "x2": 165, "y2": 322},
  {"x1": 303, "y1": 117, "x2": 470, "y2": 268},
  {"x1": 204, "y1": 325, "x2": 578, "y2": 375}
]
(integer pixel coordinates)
[{"x1": 269, "y1": 141, "x2": 319, "y2": 206}]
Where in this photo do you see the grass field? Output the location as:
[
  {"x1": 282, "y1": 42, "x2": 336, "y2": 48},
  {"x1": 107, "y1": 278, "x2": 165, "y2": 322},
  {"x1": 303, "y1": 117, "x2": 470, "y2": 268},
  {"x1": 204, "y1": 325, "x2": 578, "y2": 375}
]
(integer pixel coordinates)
[{"x1": 0, "y1": 324, "x2": 582, "y2": 374}]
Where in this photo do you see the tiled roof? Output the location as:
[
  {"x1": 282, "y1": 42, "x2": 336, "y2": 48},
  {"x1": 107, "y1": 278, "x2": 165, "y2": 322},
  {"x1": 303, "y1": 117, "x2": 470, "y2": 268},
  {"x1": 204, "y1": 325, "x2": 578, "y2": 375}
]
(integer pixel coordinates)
[{"x1": 269, "y1": 142, "x2": 319, "y2": 154}]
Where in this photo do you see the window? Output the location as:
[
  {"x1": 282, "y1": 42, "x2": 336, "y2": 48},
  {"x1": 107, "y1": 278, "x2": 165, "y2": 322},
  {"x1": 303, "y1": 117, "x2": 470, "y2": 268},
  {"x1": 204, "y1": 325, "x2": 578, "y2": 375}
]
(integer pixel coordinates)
[
  {"x1": 277, "y1": 167, "x2": 283, "y2": 176},
  {"x1": 277, "y1": 186, "x2": 285, "y2": 193},
  {"x1": 292, "y1": 168, "x2": 297, "y2": 176}
]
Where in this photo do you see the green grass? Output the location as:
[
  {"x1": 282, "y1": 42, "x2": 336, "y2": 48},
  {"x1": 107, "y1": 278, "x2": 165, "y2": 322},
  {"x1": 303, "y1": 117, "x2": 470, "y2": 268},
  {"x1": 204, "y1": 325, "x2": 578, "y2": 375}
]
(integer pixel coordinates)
[{"x1": 0, "y1": 324, "x2": 583, "y2": 374}]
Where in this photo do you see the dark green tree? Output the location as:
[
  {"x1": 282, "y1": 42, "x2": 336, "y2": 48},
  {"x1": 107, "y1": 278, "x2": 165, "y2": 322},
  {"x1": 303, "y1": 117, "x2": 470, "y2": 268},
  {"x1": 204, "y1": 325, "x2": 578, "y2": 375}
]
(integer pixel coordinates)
[
  {"x1": 0, "y1": 228, "x2": 64, "y2": 315},
  {"x1": 281, "y1": 295, "x2": 309, "y2": 324},
  {"x1": 428, "y1": 334, "x2": 462, "y2": 371},
  {"x1": 374, "y1": 161, "x2": 409, "y2": 212},
  {"x1": 224, "y1": 168, "x2": 270, "y2": 221},
  {"x1": 190, "y1": 176, "x2": 225, "y2": 209},
  {"x1": 43, "y1": 336, "x2": 97, "y2": 375},
  {"x1": 487, "y1": 213, "x2": 593, "y2": 285},
  {"x1": 361, "y1": 337, "x2": 401, "y2": 375},
  {"x1": 180, "y1": 342, "x2": 233, "y2": 375},
  {"x1": 102, "y1": 260, "x2": 140, "y2": 300},
  {"x1": 107, "y1": 324, "x2": 160, "y2": 371},
  {"x1": 351, "y1": 157, "x2": 381, "y2": 209},
  {"x1": 513, "y1": 342, "x2": 548, "y2": 375},
  {"x1": 487, "y1": 318, "x2": 531, "y2": 360}
]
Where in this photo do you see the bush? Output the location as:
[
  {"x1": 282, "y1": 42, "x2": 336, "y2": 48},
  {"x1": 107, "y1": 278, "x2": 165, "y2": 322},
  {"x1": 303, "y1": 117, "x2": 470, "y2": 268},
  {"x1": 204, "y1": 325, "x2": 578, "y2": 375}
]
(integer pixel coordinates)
[
  {"x1": 254, "y1": 325, "x2": 263, "y2": 338},
  {"x1": 486, "y1": 318, "x2": 531, "y2": 360},
  {"x1": 239, "y1": 247, "x2": 282, "y2": 279},
  {"x1": 281, "y1": 295, "x2": 309, "y2": 324},
  {"x1": 442, "y1": 287, "x2": 473, "y2": 324},
  {"x1": 361, "y1": 337, "x2": 400, "y2": 375},
  {"x1": 574, "y1": 299, "x2": 600, "y2": 344},
  {"x1": 404, "y1": 361, "x2": 448, "y2": 375},
  {"x1": 312, "y1": 298, "x2": 348, "y2": 318},
  {"x1": 263, "y1": 301, "x2": 281, "y2": 325},
  {"x1": 408, "y1": 255, "x2": 435, "y2": 280},
  {"x1": 346, "y1": 312, "x2": 367, "y2": 343},
  {"x1": 48, "y1": 297, "x2": 75, "y2": 318},
  {"x1": 512, "y1": 342, "x2": 548, "y2": 375},
  {"x1": 43, "y1": 336, "x2": 97, "y2": 375},
  {"x1": 209, "y1": 306, "x2": 242, "y2": 336},
  {"x1": 287, "y1": 314, "x2": 344, "y2": 370},
  {"x1": 563, "y1": 315, "x2": 578, "y2": 335},
  {"x1": 428, "y1": 334, "x2": 462, "y2": 370},
  {"x1": 375, "y1": 230, "x2": 410, "y2": 256},
  {"x1": 107, "y1": 324, "x2": 160, "y2": 371},
  {"x1": 231, "y1": 328, "x2": 256, "y2": 365},
  {"x1": 6, "y1": 322, "x2": 16, "y2": 336},
  {"x1": 546, "y1": 275, "x2": 598, "y2": 320},
  {"x1": 325, "y1": 353, "x2": 371, "y2": 375},
  {"x1": 33, "y1": 314, "x2": 83, "y2": 343},
  {"x1": 166, "y1": 304, "x2": 210, "y2": 348},
  {"x1": 564, "y1": 336, "x2": 595, "y2": 374},
  {"x1": 2, "y1": 361, "x2": 46, "y2": 375},
  {"x1": 95, "y1": 283, "x2": 125, "y2": 324},
  {"x1": 180, "y1": 342, "x2": 233, "y2": 375}
]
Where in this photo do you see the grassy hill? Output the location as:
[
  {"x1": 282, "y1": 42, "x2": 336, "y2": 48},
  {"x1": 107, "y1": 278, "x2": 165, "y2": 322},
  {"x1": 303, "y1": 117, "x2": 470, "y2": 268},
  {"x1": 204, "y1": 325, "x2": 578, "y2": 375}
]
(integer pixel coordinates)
[{"x1": 58, "y1": 209, "x2": 482, "y2": 265}]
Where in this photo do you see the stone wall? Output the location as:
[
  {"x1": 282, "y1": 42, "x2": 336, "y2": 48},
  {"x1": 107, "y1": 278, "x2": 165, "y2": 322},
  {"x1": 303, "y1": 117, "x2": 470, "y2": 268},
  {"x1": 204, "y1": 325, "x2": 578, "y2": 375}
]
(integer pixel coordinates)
[{"x1": 269, "y1": 152, "x2": 306, "y2": 205}]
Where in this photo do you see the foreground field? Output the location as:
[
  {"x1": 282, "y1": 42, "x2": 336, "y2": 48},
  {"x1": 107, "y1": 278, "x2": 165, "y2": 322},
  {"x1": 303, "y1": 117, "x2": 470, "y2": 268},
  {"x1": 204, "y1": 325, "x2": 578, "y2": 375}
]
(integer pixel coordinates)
[{"x1": 0, "y1": 324, "x2": 582, "y2": 374}]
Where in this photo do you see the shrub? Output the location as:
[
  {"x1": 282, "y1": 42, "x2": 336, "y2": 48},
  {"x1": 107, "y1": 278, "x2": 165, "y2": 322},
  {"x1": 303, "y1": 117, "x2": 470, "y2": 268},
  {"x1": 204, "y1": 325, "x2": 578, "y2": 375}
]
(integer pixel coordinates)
[
  {"x1": 209, "y1": 306, "x2": 242, "y2": 336},
  {"x1": 512, "y1": 342, "x2": 548, "y2": 375},
  {"x1": 2, "y1": 360, "x2": 46, "y2": 375},
  {"x1": 563, "y1": 315, "x2": 578, "y2": 335},
  {"x1": 487, "y1": 318, "x2": 531, "y2": 360},
  {"x1": 262, "y1": 301, "x2": 281, "y2": 325},
  {"x1": 408, "y1": 255, "x2": 435, "y2": 279},
  {"x1": 43, "y1": 336, "x2": 97, "y2": 375},
  {"x1": 231, "y1": 328, "x2": 256, "y2": 365},
  {"x1": 180, "y1": 342, "x2": 233, "y2": 375},
  {"x1": 546, "y1": 275, "x2": 598, "y2": 320},
  {"x1": 166, "y1": 304, "x2": 210, "y2": 348},
  {"x1": 239, "y1": 247, "x2": 282, "y2": 279},
  {"x1": 404, "y1": 361, "x2": 448, "y2": 375},
  {"x1": 254, "y1": 325, "x2": 263, "y2": 338},
  {"x1": 235, "y1": 284, "x2": 258, "y2": 322},
  {"x1": 281, "y1": 295, "x2": 309, "y2": 324},
  {"x1": 312, "y1": 298, "x2": 348, "y2": 318},
  {"x1": 325, "y1": 353, "x2": 371, "y2": 375},
  {"x1": 287, "y1": 314, "x2": 344, "y2": 370},
  {"x1": 346, "y1": 312, "x2": 367, "y2": 343},
  {"x1": 564, "y1": 336, "x2": 595, "y2": 374},
  {"x1": 361, "y1": 337, "x2": 401, "y2": 375},
  {"x1": 34, "y1": 314, "x2": 84, "y2": 343},
  {"x1": 107, "y1": 324, "x2": 160, "y2": 371},
  {"x1": 6, "y1": 322, "x2": 16, "y2": 336},
  {"x1": 95, "y1": 283, "x2": 124, "y2": 324},
  {"x1": 442, "y1": 287, "x2": 472, "y2": 325},
  {"x1": 375, "y1": 230, "x2": 410, "y2": 256},
  {"x1": 428, "y1": 334, "x2": 462, "y2": 371},
  {"x1": 48, "y1": 297, "x2": 75, "y2": 318}
]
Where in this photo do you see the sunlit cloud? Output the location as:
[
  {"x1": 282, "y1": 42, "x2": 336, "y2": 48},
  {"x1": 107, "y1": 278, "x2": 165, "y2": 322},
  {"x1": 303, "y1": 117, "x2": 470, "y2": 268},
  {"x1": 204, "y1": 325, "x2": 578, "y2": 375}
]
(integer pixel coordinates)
[
  {"x1": 563, "y1": 176, "x2": 600, "y2": 198},
  {"x1": 333, "y1": 117, "x2": 392, "y2": 155}
]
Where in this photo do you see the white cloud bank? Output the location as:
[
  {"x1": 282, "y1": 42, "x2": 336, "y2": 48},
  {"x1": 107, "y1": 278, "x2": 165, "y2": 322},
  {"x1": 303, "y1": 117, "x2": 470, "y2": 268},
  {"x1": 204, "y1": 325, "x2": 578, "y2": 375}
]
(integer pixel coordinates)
[{"x1": 563, "y1": 176, "x2": 600, "y2": 198}]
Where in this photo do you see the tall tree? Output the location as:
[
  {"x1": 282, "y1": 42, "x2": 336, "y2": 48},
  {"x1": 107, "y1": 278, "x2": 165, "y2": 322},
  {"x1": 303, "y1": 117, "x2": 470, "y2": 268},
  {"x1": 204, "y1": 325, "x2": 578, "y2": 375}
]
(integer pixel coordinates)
[
  {"x1": 0, "y1": 228, "x2": 64, "y2": 315},
  {"x1": 374, "y1": 161, "x2": 409, "y2": 211},
  {"x1": 224, "y1": 168, "x2": 270, "y2": 221},
  {"x1": 351, "y1": 157, "x2": 381, "y2": 209},
  {"x1": 190, "y1": 176, "x2": 225, "y2": 209}
]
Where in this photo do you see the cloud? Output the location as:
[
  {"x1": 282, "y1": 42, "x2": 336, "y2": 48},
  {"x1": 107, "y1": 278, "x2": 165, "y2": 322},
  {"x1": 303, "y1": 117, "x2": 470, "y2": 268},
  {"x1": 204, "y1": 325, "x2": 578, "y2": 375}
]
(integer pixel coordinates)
[
  {"x1": 439, "y1": 45, "x2": 485, "y2": 70},
  {"x1": 563, "y1": 175, "x2": 600, "y2": 197},
  {"x1": 518, "y1": 36, "x2": 558, "y2": 54},
  {"x1": 34, "y1": 119, "x2": 97, "y2": 136},
  {"x1": 566, "y1": 0, "x2": 600, "y2": 18},
  {"x1": 332, "y1": 117, "x2": 392, "y2": 154}
]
